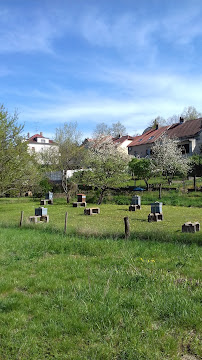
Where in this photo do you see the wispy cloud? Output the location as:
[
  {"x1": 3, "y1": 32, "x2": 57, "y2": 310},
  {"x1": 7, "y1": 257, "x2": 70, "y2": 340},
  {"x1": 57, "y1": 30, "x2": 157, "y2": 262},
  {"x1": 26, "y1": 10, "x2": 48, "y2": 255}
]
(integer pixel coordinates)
[
  {"x1": 0, "y1": 6, "x2": 67, "y2": 54},
  {"x1": 80, "y1": 11, "x2": 157, "y2": 49}
]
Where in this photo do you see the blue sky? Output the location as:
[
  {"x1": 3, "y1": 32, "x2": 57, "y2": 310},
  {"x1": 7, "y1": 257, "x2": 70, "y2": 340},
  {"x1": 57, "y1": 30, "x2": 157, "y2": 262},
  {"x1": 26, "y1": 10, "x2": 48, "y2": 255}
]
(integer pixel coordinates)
[{"x1": 1, "y1": 0, "x2": 202, "y2": 140}]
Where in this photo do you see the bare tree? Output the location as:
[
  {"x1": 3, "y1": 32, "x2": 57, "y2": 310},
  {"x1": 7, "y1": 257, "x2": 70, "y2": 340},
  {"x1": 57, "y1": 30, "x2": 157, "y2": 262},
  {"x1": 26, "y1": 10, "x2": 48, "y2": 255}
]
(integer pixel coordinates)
[
  {"x1": 111, "y1": 121, "x2": 127, "y2": 137},
  {"x1": 180, "y1": 106, "x2": 202, "y2": 121},
  {"x1": 54, "y1": 122, "x2": 86, "y2": 202},
  {"x1": 93, "y1": 122, "x2": 111, "y2": 138},
  {"x1": 93, "y1": 121, "x2": 127, "y2": 139}
]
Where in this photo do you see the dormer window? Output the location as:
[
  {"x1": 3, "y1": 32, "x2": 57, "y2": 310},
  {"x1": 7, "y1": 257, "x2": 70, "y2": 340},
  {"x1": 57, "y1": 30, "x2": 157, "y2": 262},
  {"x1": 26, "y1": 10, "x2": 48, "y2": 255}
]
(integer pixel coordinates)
[
  {"x1": 138, "y1": 138, "x2": 143, "y2": 142},
  {"x1": 41, "y1": 139, "x2": 45, "y2": 143},
  {"x1": 149, "y1": 136, "x2": 155, "y2": 140}
]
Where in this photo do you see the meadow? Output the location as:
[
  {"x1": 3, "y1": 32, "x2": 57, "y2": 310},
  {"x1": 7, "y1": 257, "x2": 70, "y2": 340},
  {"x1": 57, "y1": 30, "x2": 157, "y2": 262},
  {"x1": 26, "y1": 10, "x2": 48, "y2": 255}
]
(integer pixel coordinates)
[{"x1": 0, "y1": 195, "x2": 201, "y2": 359}]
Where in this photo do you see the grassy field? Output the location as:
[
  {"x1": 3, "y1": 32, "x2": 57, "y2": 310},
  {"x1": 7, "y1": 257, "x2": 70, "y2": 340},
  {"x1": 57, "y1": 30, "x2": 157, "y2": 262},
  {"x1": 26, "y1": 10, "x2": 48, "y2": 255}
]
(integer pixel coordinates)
[{"x1": 0, "y1": 197, "x2": 201, "y2": 359}]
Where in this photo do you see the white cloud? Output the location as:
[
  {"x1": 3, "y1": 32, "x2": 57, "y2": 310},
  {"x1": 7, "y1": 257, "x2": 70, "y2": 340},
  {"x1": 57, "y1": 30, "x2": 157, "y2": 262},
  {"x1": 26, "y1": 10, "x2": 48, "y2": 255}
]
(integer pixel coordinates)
[
  {"x1": 79, "y1": 10, "x2": 157, "y2": 50},
  {"x1": 0, "y1": 6, "x2": 69, "y2": 54}
]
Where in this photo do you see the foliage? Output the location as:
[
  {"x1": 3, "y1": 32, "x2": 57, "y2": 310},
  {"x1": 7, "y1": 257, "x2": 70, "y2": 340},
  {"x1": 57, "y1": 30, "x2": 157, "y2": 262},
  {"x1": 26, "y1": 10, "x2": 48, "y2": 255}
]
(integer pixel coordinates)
[
  {"x1": 77, "y1": 137, "x2": 130, "y2": 204},
  {"x1": 129, "y1": 157, "x2": 153, "y2": 189},
  {"x1": 0, "y1": 104, "x2": 40, "y2": 196},
  {"x1": 151, "y1": 136, "x2": 191, "y2": 183},
  {"x1": 190, "y1": 154, "x2": 202, "y2": 165}
]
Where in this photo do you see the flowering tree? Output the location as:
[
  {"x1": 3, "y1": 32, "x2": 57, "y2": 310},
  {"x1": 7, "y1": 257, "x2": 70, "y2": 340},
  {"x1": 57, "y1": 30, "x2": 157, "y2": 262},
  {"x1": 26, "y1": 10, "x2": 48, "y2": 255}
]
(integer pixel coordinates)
[
  {"x1": 78, "y1": 136, "x2": 130, "y2": 204},
  {"x1": 151, "y1": 136, "x2": 191, "y2": 184}
]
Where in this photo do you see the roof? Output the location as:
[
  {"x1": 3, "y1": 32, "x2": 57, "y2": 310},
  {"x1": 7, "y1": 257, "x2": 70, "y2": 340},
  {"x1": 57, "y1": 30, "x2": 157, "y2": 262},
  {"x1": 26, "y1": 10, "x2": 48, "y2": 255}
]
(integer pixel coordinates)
[
  {"x1": 128, "y1": 126, "x2": 169, "y2": 147},
  {"x1": 28, "y1": 134, "x2": 44, "y2": 142},
  {"x1": 113, "y1": 135, "x2": 134, "y2": 144},
  {"x1": 167, "y1": 118, "x2": 202, "y2": 138},
  {"x1": 27, "y1": 133, "x2": 55, "y2": 144}
]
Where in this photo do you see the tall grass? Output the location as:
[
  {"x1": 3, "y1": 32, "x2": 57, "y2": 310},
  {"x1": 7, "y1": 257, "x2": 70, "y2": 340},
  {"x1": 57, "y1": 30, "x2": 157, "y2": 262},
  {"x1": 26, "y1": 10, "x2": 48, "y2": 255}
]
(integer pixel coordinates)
[
  {"x1": 0, "y1": 226, "x2": 201, "y2": 359},
  {"x1": 0, "y1": 198, "x2": 201, "y2": 359}
]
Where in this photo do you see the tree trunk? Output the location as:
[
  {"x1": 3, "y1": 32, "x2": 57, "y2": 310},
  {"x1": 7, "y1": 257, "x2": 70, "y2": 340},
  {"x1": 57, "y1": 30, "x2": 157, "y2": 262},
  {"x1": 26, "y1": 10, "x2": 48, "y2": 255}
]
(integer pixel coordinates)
[
  {"x1": 144, "y1": 179, "x2": 149, "y2": 191},
  {"x1": 168, "y1": 178, "x2": 172, "y2": 185},
  {"x1": 97, "y1": 188, "x2": 106, "y2": 205}
]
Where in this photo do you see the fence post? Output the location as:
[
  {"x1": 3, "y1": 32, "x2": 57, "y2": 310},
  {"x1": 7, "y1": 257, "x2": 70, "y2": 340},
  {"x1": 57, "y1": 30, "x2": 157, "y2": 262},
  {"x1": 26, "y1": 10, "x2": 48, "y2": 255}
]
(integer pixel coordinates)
[
  {"x1": 124, "y1": 216, "x2": 130, "y2": 239},
  {"x1": 64, "y1": 212, "x2": 68, "y2": 234},
  {"x1": 19, "y1": 211, "x2": 24, "y2": 227},
  {"x1": 159, "y1": 183, "x2": 162, "y2": 199},
  {"x1": 194, "y1": 175, "x2": 196, "y2": 191}
]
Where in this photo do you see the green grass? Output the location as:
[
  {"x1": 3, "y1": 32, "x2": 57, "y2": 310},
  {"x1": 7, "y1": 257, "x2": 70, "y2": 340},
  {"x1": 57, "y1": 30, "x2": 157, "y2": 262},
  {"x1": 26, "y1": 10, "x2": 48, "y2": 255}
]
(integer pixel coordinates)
[
  {"x1": 0, "y1": 198, "x2": 201, "y2": 359},
  {"x1": 123, "y1": 175, "x2": 202, "y2": 189}
]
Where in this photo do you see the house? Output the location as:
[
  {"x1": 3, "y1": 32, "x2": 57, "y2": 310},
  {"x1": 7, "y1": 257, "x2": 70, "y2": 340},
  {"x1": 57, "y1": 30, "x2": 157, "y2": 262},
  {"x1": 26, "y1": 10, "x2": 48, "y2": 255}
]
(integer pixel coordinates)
[
  {"x1": 112, "y1": 135, "x2": 134, "y2": 153},
  {"x1": 167, "y1": 117, "x2": 202, "y2": 155},
  {"x1": 128, "y1": 125, "x2": 169, "y2": 157},
  {"x1": 82, "y1": 135, "x2": 134, "y2": 153},
  {"x1": 26, "y1": 132, "x2": 57, "y2": 154},
  {"x1": 128, "y1": 118, "x2": 202, "y2": 157}
]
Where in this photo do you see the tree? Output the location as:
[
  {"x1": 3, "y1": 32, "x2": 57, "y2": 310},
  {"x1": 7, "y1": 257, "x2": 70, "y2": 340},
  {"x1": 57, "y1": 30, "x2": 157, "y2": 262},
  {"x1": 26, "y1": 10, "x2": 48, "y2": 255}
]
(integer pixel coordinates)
[
  {"x1": 146, "y1": 116, "x2": 166, "y2": 130},
  {"x1": 0, "y1": 105, "x2": 39, "y2": 196},
  {"x1": 111, "y1": 121, "x2": 126, "y2": 137},
  {"x1": 180, "y1": 106, "x2": 202, "y2": 121},
  {"x1": 166, "y1": 114, "x2": 180, "y2": 125},
  {"x1": 129, "y1": 158, "x2": 153, "y2": 190},
  {"x1": 93, "y1": 122, "x2": 111, "y2": 138},
  {"x1": 151, "y1": 136, "x2": 191, "y2": 184},
  {"x1": 77, "y1": 137, "x2": 130, "y2": 204},
  {"x1": 93, "y1": 121, "x2": 127, "y2": 138},
  {"x1": 54, "y1": 122, "x2": 86, "y2": 202}
]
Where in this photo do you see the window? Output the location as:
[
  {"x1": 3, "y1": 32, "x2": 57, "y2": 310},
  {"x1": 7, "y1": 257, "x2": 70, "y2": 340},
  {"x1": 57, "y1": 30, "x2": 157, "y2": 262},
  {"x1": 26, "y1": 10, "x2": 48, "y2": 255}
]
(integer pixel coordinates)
[
  {"x1": 180, "y1": 144, "x2": 189, "y2": 154},
  {"x1": 41, "y1": 139, "x2": 45, "y2": 143},
  {"x1": 138, "y1": 138, "x2": 143, "y2": 142},
  {"x1": 149, "y1": 136, "x2": 155, "y2": 140}
]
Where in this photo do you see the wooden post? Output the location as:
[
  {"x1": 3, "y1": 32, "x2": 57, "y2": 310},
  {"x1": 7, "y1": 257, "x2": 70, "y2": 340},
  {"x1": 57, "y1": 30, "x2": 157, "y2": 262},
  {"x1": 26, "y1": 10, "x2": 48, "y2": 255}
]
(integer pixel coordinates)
[
  {"x1": 124, "y1": 216, "x2": 130, "y2": 239},
  {"x1": 19, "y1": 211, "x2": 24, "y2": 227},
  {"x1": 64, "y1": 212, "x2": 68, "y2": 234},
  {"x1": 194, "y1": 175, "x2": 196, "y2": 191},
  {"x1": 159, "y1": 183, "x2": 162, "y2": 199}
]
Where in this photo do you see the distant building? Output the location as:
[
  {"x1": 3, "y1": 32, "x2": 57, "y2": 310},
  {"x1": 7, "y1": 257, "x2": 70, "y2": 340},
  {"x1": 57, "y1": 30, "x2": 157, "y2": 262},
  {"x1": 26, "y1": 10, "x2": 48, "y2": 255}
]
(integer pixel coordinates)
[
  {"x1": 128, "y1": 118, "x2": 202, "y2": 157},
  {"x1": 112, "y1": 135, "x2": 135, "y2": 153},
  {"x1": 128, "y1": 125, "x2": 169, "y2": 157},
  {"x1": 26, "y1": 132, "x2": 57, "y2": 153},
  {"x1": 167, "y1": 117, "x2": 202, "y2": 155},
  {"x1": 82, "y1": 134, "x2": 134, "y2": 153}
]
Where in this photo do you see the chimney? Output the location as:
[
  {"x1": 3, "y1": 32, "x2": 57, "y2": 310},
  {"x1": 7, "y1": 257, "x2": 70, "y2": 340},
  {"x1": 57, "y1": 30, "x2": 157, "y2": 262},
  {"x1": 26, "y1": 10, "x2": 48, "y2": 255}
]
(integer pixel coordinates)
[
  {"x1": 27, "y1": 132, "x2": 30, "y2": 139},
  {"x1": 40, "y1": 132, "x2": 43, "y2": 136},
  {"x1": 180, "y1": 117, "x2": 184, "y2": 124},
  {"x1": 155, "y1": 124, "x2": 159, "y2": 130}
]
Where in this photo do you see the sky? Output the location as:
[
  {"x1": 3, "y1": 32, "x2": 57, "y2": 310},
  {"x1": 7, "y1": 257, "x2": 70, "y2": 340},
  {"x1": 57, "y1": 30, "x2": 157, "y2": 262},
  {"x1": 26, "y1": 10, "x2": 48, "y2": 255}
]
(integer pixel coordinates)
[{"x1": 1, "y1": 0, "x2": 202, "y2": 141}]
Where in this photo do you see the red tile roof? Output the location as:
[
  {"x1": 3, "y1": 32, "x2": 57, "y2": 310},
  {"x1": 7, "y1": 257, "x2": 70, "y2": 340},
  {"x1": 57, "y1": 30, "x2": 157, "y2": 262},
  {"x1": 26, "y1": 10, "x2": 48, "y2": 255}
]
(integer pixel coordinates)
[
  {"x1": 113, "y1": 135, "x2": 134, "y2": 144},
  {"x1": 128, "y1": 126, "x2": 169, "y2": 147},
  {"x1": 28, "y1": 134, "x2": 45, "y2": 142},
  {"x1": 27, "y1": 134, "x2": 55, "y2": 144}
]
